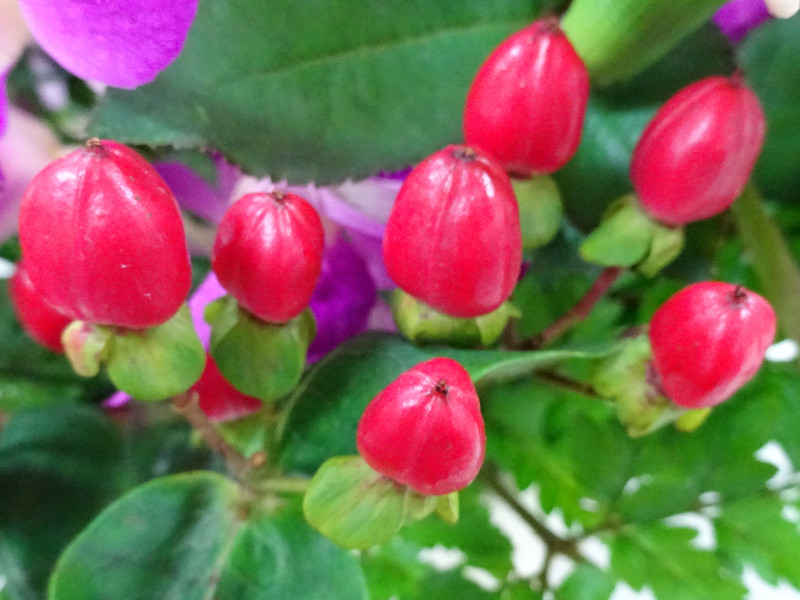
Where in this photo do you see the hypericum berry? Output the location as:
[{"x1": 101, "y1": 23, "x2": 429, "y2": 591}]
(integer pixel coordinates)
[
  {"x1": 463, "y1": 18, "x2": 590, "y2": 177},
  {"x1": 630, "y1": 75, "x2": 766, "y2": 227},
  {"x1": 191, "y1": 354, "x2": 262, "y2": 422},
  {"x1": 18, "y1": 139, "x2": 191, "y2": 329},
  {"x1": 212, "y1": 191, "x2": 325, "y2": 324},
  {"x1": 649, "y1": 282, "x2": 776, "y2": 409},
  {"x1": 356, "y1": 357, "x2": 486, "y2": 496},
  {"x1": 382, "y1": 145, "x2": 521, "y2": 319},
  {"x1": 9, "y1": 263, "x2": 72, "y2": 353}
]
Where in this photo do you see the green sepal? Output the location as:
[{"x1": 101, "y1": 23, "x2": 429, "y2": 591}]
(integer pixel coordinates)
[
  {"x1": 391, "y1": 289, "x2": 519, "y2": 348},
  {"x1": 579, "y1": 195, "x2": 655, "y2": 267},
  {"x1": 512, "y1": 175, "x2": 563, "y2": 251},
  {"x1": 104, "y1": 304, "x2": 206, "y2": 401},
  {"x1": 579, "y1": 194, "x2": 683, "y2": 276},
  {"x1": 562, "y1": 0, "x2": 727, "y2": 84},
  {"x1": 637, "y1": 221, "x2": 685, "y2": 278},
  {"x1": 403, "y1": 489, "x2": 438, "y2": 524},
  {"x1": 303, "y1": 455, "x2": 407, "y2": 550},
  {"x1": 434, "y1": 492, "x2": 460, "y2": 525},
  {"x1": 206, "y1": 295, "x2": 316, "y2": 402},
  {"x1": 592, "y1": 334, "x2": 694, "y2": 436},
  {"x1": 61, "y1": 321, "x2": 112, "y2": 378},
  {"x1": 674, "y1": 407, "x2": 712, "y2": 432},
  {"x1": 216, "y1": 408, "x2": 272, "y2": 459}
]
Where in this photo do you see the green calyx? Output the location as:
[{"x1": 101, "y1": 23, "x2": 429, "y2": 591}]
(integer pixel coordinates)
[
  {"x1": 303, "y1": 455, "x2": 456, "y2": 550},
  {"x1": 390, "y1": 289, "x2": 520, "y2": 348},
  {"x1": 62, "y1": 305, "x2": 206, "y2": 401},
  {"x1": 206, "y1": 295, "x2": 316, "y2": 402},
  {"x1": 513, "y1": 175, "x2": 563, "y2": 251},
  {"x1": 579, "y1": 194, "x2": 684, "y2": 277},
  {"x1": 561, "y1": 0, "x2": 728, "y2": 84}
]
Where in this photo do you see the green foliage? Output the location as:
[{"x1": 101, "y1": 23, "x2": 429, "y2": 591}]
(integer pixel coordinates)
[{"x1": 89, "y1": 0, "x2": 542, "y2": 184}]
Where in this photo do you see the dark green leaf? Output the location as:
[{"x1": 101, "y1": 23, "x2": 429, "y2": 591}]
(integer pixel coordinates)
[
  {"x1": 277, "y1": 332, "x2": 595, "y2": 475},
  {"x1": 739, "y1": 17, "x2": 800, "y2": 204},
  {"x1": 49, "y1": 472, "x2": 369, "y2": 600},
  {"x1": 0, "y1": 405, "x2": 123, "y2": 600},
  {"x1": 90, "y1": 0, "x2": 542, "y2": 183}
]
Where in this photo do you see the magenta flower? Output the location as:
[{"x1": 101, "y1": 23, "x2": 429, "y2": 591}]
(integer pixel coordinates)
[
  {"x1": 18, "y1": 0, "x2": 199, "y2": 88},
  {"x1": 713, "y1": 0, "x2": 771, "y2": 41}
]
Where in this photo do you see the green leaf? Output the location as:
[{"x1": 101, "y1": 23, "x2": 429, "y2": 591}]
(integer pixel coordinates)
[
  {"x1": 715, "y1": 495, "x2": 800, "y2": 589},
  {"x1": 277, "y1": 332, "x2": 595, "y2": 475},
  {"x1": 49, "y1": 472, "x2": 368, "y2": 600},
  {"x1": 0, "y1": 405, "x2": 123, "y2": 600},
  {"x1": 558, "y1": 563, "x2": 617, "y2": 600},
  {"x1": 0, "y1": 280, "x2": 113, "y2": 411},
  {"x1": 609, "y1": 522, "x2": 746, "y2": 599},
  {"x1": 739, "y1": 17, "x2": 800, "y2": 204},
  {"x1": 90, "y1": 0, "x2": 541, "y2": 183}
]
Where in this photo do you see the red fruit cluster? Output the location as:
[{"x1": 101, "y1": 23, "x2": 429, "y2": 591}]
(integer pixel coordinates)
[
  {"x1": 631, "y1": 75, "x2": 766, "y2": 226},
  {"x1": 649, "y1": 282, "x2": 776, "y2": 409},
  {"x1": 9, "y1": 263, "x2": 71, "y2": 353},
  {"x1": 356, "y1": 357, "x2": 486, "y2": 496},
  {"x1": 382, "y1": 145, "x2": 521, "y2": 318},
  {"x1": 212, "y1": 191, "x2": 325, "y2": 324},
  {"x1": 464, "y1": 17, "x2": 590, "y2": 177},
  {"x1": 18, "y1": 139, "x2": 192, "y2": 329}
]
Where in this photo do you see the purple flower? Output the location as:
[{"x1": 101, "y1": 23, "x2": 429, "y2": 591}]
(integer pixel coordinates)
[
  {"x1": 18, "y1": 0, "x2": 199, "y2": 89},
  {"x1": 713, "y1": 0, "x2": 771, "y2": 41}
]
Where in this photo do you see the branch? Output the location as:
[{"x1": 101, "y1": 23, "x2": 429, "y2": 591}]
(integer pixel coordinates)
[
  {"x1": 519, "y1": 266, "x2": 624, "y2": 349},
  {"x1": 172, "y1": 392, "x2": 265, "y2": 480},
  {"x1": 534, "y1": 369, "x2": 603, "y2": 399},
  {"x1": 481, "y1": 463, "x2": 587, "y2": 564}
]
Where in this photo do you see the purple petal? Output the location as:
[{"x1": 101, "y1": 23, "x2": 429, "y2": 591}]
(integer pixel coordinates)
[
  {"x1": 155, "y1": 156, "x2": 239, "y2": 224},
  {"x1": 0, "y1": 70, "x2": 8, "y2": 138},
  {"x1": 18, "y1": 0, "x2": 199, "y2": 89},
  {"x1": 307, "y1": 233, "x2": 378, "y2": 362},
  {"x1": 188, "y1": 271, "x2": 227, "y2": 348},
  {"x1": 713, "y1": 0, "x2": 771, "y2": 41}
]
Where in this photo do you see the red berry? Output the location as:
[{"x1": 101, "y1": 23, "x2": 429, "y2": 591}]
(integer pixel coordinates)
[
  {"x1": 356, "y1": 357, "x2": 486, "y2": 496},
  {"x1": 212, "y1": 191, "x2": 325, "y2": 324},
  {"x1": 463, "y1": 17, "x2": 590, "y2": 177},
  {"x1": 630, "y1": 75, "x2": 766, "y2": 226},
  {"x1": 382, "y1": 145, "x2": 521, "y2": 319},
  {"x1": 191, "y1": 354, "x2": 262, "y2": 422},
  {"x1": 649, "y1": 282, "x2": 776, "y2": 409},
  {"x1": 18, "y1": 139, "x2": 191, "y2": 329},
  {"x1": 9, "y1": 263, "x2": 72, "y2": 353}
]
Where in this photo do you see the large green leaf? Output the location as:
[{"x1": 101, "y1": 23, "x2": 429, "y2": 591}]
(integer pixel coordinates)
[
  {"x1": 277, "y1": 332, "x2": 594, "y2": 475},
  {"x1": 739, "y1": 17, "x2": 800, "y2": 204},
  {"x1": 49, "y1": 472, "x2": 368, "y2": 600},
  {"x1": 0, "y1": 405, "x2": 123, "y2": 600},
  {"x1": 90, "y1": 0, "x2": 541, "y2": 183}
]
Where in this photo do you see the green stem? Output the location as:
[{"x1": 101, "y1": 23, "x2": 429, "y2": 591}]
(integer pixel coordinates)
[
  {"x1": 730, "y1": 185, "x2": 800, "y2": 364},
  {"x1": 254, "y1": 476, "x2": 311, "y2": 495},
  {"x1": 561, "y1": 0, "x2": 727, "y2": 84}
]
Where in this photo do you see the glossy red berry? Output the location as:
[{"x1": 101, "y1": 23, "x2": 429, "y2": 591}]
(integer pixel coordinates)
[
  {"x1": 9, "y1": 263, "x2": 72, "y2": 353},
  {"x1": 630, "y1": 75, "x2": 766, "y2": 226},
  {"x1": 356, "y1": 357, "x2": 486, "y2": 496},
  {"x1": 212, "y1": 191, "x2": 325, "y2": 324},
  {"x1": 18, "y1": 139, "x2": 191, "y2": 329},
  {"x1": 191, "y1": 354, "x2": 262, "y2": 422},
  {"x1": 649, "y1": 282, "x2": 776, "y2": 409},
  {"x1": 382, "y1": 145, "x2": 521, "y2": 319},
  {"x1": 463, "y1": 17, "x2": 590, "y2": 177}
]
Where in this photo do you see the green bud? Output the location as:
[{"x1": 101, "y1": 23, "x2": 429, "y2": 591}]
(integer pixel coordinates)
[
  {"x1": 513, "y1": 175, "x2": 563, "y2": 251},
  {"x1": 391, "y1": 289, "x2": 518, "y2": 348},
  {"x1": 61, "y1": 320, "x2": 112, "y2": 378},
  {"x1": 206, "y1": 295, "x2": 316, "y2": 402}
]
